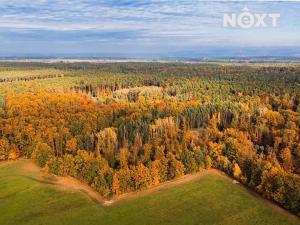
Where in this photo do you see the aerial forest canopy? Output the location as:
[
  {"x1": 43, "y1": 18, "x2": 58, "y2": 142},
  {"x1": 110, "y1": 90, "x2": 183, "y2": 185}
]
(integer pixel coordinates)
[{"x1": 0, "y1": 62, "x2": 299, "y2": 215}]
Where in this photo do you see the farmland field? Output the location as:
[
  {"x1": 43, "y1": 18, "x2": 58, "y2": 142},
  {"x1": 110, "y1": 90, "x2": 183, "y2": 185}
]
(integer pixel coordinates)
[
  {"x1": 0, "y1": 62, "x2": 299, "y2": 224},
  {"x1": 0, "y1": 160, "x2": 299, "y2": 225}
]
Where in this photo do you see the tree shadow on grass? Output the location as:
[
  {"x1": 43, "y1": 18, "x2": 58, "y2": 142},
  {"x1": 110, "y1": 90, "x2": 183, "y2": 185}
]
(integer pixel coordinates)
[{"x1": 0, "y1": 174, "x2": 57, "y2": 185}]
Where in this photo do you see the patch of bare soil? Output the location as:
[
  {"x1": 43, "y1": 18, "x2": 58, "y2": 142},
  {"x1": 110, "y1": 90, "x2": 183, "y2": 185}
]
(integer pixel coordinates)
[
  {"x1": 0, "y1": 160, "x2": 16, "y2": 168},
  {"x1": 53, "y1": 175, "x2": 105, "y2": 203}
]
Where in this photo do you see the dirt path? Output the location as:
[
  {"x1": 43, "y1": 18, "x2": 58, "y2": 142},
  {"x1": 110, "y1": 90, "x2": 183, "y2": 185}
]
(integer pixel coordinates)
[
  {"x1": 0, "y1": 160, "x2": 16, "y2": 168},
  {"x1": 1, "y1": 159, "x2": 106, "y2": 203},
  {"x1": 104, "y1": 169, "x2": 220, "y2": 206},
  {"x1": 53, "y1": 175, "x2": 106, "y2": 203},
  {"x1": 27, "y1": 160, "x2": 106, "y2": 203},
  {"x1": 107, "y1": 170, "x2": 299, "y2": 221},
  {"x1": 1, "y1": 159, "x2": 220, "y2": 206},
  {"x1": 227, "y1": 175, "x2": 300, "y2": 221},
  {"x1": 1, "y1": 159, "x2": 299, "y2": 221}
]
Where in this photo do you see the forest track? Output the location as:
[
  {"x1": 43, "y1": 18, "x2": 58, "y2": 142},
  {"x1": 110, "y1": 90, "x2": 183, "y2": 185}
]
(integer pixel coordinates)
[
  {"x1": 1, "y1": 159, "x2": 299, "y2": 221},
  {"x1": 0, "y1": 159, "x2": 105, "y2": 203},
  {"x1": 0, "y1": 160, "x2": 16, "y2": 168},
  {"x1": 104, "y1": 169, "x2": 221, "y2": 206},
  {"x1": 0, "y1": 159, "x2": 221, "y2": 205}
]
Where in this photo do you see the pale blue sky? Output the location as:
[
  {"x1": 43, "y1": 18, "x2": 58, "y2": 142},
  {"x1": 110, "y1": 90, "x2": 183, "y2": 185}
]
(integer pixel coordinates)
[{"x1": 0, "y1": 0, "x2": 299, "y2": 58}]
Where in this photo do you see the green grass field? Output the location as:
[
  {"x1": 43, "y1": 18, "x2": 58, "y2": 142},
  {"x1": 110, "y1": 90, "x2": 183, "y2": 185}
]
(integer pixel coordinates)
[{"x1": 0, "y1": 161, "x2": 299, "y2": 225}]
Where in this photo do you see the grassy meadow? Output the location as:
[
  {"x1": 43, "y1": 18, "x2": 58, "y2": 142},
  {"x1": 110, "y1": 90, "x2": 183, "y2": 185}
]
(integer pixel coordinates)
[{"x1": 0, "y1": 160, "x2": 299, "y2": 225}]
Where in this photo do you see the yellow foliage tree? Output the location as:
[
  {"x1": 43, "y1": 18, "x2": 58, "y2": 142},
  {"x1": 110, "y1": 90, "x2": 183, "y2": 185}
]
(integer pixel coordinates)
[
  {"x1": 112, "y1": 173, "x2": 120, "y2": 196},
  {"x1": 233, "y1": 163, "x2": 242, "y2": 179}
]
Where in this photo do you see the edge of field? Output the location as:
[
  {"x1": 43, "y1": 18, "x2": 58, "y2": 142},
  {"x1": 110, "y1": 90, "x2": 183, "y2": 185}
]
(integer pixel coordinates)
[{"x1": 0, "y1": 159, "x2": 299, "y2": 222}]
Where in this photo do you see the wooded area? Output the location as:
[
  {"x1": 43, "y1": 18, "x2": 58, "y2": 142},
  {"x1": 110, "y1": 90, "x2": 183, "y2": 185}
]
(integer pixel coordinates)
[{"x1": 0, "y1": 62, "x2": 299, "y2": 215}]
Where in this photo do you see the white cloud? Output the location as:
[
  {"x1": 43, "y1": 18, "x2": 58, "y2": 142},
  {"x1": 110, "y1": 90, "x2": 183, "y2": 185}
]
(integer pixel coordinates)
[{"x1": 0, "y1": 0, "x2": 299, "y2": 52}]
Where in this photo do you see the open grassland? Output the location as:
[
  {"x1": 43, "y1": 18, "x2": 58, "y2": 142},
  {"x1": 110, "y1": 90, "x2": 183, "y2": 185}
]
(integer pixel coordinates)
[{"x1": 0, "y1": 160, "x2": 299, "y2": 225}]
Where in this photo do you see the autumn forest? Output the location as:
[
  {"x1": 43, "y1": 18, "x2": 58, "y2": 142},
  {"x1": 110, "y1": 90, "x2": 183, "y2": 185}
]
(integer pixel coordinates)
[{"x1": 0, "y1": 62, "x2": 299, "y2": 216}]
